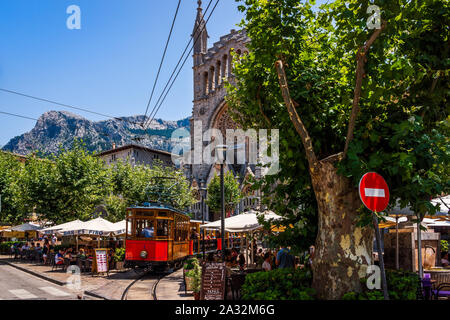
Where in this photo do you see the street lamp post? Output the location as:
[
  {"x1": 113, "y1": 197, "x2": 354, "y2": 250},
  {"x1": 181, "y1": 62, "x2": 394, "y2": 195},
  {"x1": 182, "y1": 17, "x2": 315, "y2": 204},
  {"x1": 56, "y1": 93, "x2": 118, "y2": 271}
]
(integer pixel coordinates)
[
  {"x1": 199, "y1": 179, "x2": 207, "y2": 260},
  {"x1": 215, "y1": 144, "x2": 228, "y2": 262}
]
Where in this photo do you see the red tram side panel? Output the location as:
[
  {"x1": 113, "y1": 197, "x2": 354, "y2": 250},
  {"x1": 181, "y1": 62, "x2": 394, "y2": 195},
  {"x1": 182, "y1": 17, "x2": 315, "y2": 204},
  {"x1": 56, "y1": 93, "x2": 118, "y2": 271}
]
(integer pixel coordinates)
[{"x1": 125, "y1": 240, "x2": 168, "y2": 262}]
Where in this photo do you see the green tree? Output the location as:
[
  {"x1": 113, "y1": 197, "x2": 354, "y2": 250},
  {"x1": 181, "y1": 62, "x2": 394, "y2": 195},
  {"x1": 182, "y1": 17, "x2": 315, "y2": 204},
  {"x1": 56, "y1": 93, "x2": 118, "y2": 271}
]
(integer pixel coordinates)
[
  {"x1": 19, "y1": 140, "x2": 111, "y2": 223},
  {"x1": 227, "y1": 0, "x2": 449, "y2": 298},
  {"x1": 206, "y1": 171, "x2": 242, "y2": 215},
  {"x1": 108, "y1": 159, "x2": 196, "y2": 217},
  {"x1": 0, "y1": 152, "x2": 26, "y2": 224}
]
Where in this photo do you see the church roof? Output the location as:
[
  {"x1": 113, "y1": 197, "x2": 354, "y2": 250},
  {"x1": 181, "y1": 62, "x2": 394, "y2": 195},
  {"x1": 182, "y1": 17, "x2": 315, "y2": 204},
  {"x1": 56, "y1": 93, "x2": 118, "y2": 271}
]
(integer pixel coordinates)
[{"x1": 203, "y1": 29, "x2": 250, "y2": 62}]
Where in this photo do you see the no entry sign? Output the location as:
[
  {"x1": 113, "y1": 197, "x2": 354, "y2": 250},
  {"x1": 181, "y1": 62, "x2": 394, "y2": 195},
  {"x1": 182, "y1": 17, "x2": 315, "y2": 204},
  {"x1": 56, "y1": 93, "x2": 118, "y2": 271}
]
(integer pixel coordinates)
[{"x1": 359, "y1": 172, "x2": 390, "y2": 212}]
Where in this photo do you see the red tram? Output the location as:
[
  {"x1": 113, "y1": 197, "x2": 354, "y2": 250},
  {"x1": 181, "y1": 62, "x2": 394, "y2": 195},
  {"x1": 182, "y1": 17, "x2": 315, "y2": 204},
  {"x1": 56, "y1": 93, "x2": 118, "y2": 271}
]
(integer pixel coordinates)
[
  {"x1": 124, "y1": 204, "x2": 191, "y2": 271},
  {"x1": 124, "y1": 203, "x2": 243, "y2": 271}
]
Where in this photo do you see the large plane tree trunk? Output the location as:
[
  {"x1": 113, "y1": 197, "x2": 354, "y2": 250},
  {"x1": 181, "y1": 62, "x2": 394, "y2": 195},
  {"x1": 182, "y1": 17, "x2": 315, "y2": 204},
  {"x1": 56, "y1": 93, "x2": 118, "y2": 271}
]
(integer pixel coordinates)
[
  {"x1": 310, "y1": 160, "x2": 374, "y2": 299},
  {"x1": 275, "y1": 22, "x2": 385, "y2": 298}
]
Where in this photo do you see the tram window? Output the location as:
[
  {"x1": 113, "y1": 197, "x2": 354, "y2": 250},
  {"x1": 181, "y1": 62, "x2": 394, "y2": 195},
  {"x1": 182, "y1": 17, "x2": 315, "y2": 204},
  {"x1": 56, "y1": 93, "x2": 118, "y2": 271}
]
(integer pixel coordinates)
[
  {"x1": 137, "y1": 211, "x2": 153, "y2": 217},
  {"x1": 157, "y1": 220, "x2": 169, "y2": 237},
  {"x1": 134, "y1": 219, "x2": 154, "y2": 238},
  {"x1": 158, "y1": 212, "x2": 167, "y2": 217},
  {"x1": 174, "y1": 218, "x2": 181, "y2": 241}
]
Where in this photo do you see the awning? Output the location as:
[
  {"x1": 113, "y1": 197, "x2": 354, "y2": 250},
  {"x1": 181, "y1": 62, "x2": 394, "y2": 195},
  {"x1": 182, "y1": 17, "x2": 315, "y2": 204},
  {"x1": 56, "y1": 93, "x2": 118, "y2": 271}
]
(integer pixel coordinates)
[
  {"x1": 378, "y1": 216, "x2": 408, "y2": 229},
  {"x1": 200, "y1": 210, "x2": 282, "y2": 233},
  {"x1": 111, "y1": 220, "x2": 129, "y2": 236},
  {"x1": 41, "y1": 219, "x2": 83, "y2": 234},
  {"x1": 58, "y1": 217, "x2": 116, "y2": 236},
  {"x1": 11, "y1": 222, "x2": 42, "y2": 232},
  {"x1": 387, "y1": 196, "x2": 450, "y2": 217}
]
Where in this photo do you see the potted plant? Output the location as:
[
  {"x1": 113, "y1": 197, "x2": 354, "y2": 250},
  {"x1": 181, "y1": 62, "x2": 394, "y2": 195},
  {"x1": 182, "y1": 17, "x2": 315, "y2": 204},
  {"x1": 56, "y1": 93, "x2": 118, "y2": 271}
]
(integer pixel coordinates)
[
  {"x1": 183, "y1": 258, "x2": 197, "y2": 291},
  {"x1": 186, "y1": 259, "x2": 202, "y2": 300},
  {"x1": 113, "y1": 248, "x2": 125, "y2": 270}
]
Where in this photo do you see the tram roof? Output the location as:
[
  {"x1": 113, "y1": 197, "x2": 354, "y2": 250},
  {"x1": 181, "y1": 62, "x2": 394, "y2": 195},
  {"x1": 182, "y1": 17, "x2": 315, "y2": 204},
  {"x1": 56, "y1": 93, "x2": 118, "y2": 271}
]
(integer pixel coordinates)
[{"x1": 127, "y1": 203, "x2": 190, "y2": 217}]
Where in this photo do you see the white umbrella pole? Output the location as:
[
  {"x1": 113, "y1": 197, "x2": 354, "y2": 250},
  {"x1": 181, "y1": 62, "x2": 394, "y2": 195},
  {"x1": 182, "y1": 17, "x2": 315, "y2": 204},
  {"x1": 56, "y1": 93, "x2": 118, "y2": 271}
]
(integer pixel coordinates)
[
  {"x1": 417, "y1": 220, "x2": 423, "y2": 279},
  {"x1": 395, "y1": 216, "x2": 399, "y2": 270},
  {"x1": 251, "y1": 231, "x2": 254, "y2": 265},
  {"x1": 245, "y1": 232, "x2": 249, "y2": 264}
]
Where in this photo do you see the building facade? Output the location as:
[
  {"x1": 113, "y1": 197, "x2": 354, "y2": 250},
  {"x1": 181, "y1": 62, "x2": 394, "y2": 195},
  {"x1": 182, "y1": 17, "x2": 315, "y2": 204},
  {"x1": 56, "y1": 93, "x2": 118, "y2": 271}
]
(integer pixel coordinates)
[
  {"x1": 190, "y1": 1, "x2": 251, "y2": 184},
  {"x1": 96, "y1": 143, "x2": 174, "y2": 167},
  {"x1": 188, "y1": 2, "x2": 261, "y2": 221}
]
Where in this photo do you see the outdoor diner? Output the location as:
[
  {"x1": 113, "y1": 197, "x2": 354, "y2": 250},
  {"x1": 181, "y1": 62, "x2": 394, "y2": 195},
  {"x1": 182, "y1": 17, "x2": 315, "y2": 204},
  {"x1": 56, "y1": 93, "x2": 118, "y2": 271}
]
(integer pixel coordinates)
[
  {"x1": 1, "y1": 201, "x2": 448, "y2": 301},
  {"x1": 3, "y1": 217, "x2": 127, "y2": 275}
]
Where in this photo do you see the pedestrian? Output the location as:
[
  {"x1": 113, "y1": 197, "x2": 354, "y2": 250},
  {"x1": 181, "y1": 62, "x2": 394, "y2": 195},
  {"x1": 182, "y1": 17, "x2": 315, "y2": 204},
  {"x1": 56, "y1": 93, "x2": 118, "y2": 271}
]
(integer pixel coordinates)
[
  {"x1": 231, "y1": 248, "x2": 238, "y2": 263},
  {"x1": 238, "y1": 253, "x2": 246, "y2": 271},
  {"x1": 51, "y1": 234, "x2": 57, "y2": 246},
  {"x1": 308, "y1": 245, "x2": 315, "y2": 267},
  {"x1": 255, "y1": 249, "x2": 264, "y2": 268},
  {"x1": 207, "y1": 252, "x2": 215, "y2": 262},
  {"x1": 262, "y1": 253, "x2": 272, "y2": 271},
  {"x1": 276, "y1": 246, "x2": 295, "y2": 269},
  {"x1": 42, "y1": 242, "x2": 50, "y2": 264},
  {"x1": 55, "y1": 249, "x2": 64, "y2": 265},
  {"x1": 442, "y1": 252, "x2": 449, "y2": 267}
]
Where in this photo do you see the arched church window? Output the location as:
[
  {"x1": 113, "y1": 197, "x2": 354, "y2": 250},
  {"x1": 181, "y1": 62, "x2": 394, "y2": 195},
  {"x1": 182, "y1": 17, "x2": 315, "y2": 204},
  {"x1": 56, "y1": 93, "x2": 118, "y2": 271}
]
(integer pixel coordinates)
[
  {"x1": 215, "y1": 60, "x2": 221, "y2": 87},
  {"x1": 209, "y1": 66, "x2": 215, "y2": 92},
  {"x1": 203, "y1": 71, "x2": 209, "y2": 95},
  {"x1": 222, "y1": 55, "x2": 228, "y2": 80}
]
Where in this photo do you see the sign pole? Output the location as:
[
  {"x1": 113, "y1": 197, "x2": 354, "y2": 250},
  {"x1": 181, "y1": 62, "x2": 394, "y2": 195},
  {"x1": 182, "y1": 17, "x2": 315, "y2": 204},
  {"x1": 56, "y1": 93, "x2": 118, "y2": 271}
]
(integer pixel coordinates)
[
  {"x1": 372, "y1": 212, "x2": 389, "y2": 300},
  {"x1": 359, "y1": 172, "x2": 391, "y2": 300}
]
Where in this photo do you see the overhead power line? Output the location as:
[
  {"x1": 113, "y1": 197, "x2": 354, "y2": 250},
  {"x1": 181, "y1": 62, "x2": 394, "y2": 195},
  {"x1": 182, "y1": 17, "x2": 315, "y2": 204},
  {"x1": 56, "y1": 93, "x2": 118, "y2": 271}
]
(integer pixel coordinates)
[
  {"x1": 0, "y1": 110, "x2": 39, "y2": 121},
  {"x1": 0, "y1": 88, "x2": 141, "y2": 125},
  {"x1": 142, "y1": 0, "x2": 182, "y2": 125},
  {"x1": 142, "y1": 0, "x2": 218, "y2": 130}
]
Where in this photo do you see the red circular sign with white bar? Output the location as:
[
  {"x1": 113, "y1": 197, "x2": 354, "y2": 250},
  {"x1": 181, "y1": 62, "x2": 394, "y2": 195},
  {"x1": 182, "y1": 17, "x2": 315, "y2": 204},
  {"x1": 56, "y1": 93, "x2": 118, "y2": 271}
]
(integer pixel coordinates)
[{"x1": 359, "y1": 172, "x2": 390, "y2": 212}]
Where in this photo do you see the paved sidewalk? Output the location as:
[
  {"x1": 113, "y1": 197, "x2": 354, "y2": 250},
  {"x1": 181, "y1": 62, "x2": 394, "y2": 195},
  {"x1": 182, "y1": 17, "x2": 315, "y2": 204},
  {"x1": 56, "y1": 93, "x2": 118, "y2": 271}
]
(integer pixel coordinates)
[
  {"x1": 156, "y1": 268, "x2": 194, "y2": 300},
  {"x1": 0, "y1": 255, "x2": 143, "y2": 300}
]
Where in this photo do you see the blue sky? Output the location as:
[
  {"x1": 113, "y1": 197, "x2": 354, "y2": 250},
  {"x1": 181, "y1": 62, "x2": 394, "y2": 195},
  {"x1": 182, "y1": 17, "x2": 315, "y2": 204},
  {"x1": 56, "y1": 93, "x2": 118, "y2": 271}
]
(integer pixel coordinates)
[{"x1": 0, "y1": 0, "x2": 246, "y2": 146}]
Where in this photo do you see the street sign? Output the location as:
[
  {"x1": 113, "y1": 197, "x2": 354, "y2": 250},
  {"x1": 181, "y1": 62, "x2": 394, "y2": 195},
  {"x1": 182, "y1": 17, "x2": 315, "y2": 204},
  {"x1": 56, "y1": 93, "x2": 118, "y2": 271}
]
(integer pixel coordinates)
[
  {"x1": 359, "y1": 172, "x2": 390, "y2": 300},
  {"x1": 359, "y1": 172, "x2": 390, "y2": 212}
]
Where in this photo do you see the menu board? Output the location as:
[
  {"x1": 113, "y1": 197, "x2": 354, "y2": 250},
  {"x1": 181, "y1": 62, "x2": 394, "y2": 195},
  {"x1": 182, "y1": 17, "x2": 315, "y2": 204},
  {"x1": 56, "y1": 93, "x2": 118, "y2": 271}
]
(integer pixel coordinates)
[
  {"x1": 200, "y1": 262, "x2": 226, "y2": 300},
  {"x1": 92, "y1": 249, "x2": 108, "y2": 274}
]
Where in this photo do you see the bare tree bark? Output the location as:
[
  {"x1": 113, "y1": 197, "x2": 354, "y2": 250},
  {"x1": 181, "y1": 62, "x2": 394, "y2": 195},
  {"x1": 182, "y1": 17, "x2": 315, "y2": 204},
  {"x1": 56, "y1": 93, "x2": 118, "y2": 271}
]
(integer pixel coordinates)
[
  {"x1": 275, "y1": 60, "x2": 318, "y2": 170},
  {"x1": 343, "y1": 22, "x2": 386, "y2": 159},
  {"x1": 275, "y1": 60, "x2": 374, "y2": 299}
]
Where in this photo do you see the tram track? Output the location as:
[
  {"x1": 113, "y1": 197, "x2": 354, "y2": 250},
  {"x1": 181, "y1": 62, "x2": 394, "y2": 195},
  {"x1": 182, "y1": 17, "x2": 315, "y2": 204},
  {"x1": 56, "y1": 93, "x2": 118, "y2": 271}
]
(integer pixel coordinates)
[
  {"x1": 121, "y1": 270, "x2": 148, "y2": 300},
  {"x1": 151, "y1": 275, "x2": 163, "y2": 300},
  {"x1": 121, "y1": 269, "x2": 166, "y2": 300}
]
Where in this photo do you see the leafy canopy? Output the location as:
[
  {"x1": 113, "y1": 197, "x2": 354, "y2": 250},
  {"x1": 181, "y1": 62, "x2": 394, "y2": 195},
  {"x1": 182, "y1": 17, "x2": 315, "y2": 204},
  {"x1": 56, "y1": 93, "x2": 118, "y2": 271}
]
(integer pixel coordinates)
[
  {"x1": 206, "y1": 171, "x2": 243, "y2": 213},
  {"x1": 0, "y1": 140, "x2": 195, "y2": 224},
  {"x1": 226, "y1": 0, "x2": 449, "y2": 243}
]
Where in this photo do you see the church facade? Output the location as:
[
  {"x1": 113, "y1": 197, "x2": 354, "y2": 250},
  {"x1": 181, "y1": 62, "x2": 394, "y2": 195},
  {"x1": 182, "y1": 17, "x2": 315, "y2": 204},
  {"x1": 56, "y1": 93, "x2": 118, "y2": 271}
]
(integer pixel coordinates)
[{"x1": 187, "y1": 2, "x2": 260, "y2": 220}]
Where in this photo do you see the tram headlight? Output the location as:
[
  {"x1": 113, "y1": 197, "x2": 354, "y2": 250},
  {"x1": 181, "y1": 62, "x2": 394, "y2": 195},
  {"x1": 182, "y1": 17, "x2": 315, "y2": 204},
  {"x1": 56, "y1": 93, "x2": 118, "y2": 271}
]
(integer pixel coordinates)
[{"x1": 140, "y1": 250, "x2": 148, "y2": 259}]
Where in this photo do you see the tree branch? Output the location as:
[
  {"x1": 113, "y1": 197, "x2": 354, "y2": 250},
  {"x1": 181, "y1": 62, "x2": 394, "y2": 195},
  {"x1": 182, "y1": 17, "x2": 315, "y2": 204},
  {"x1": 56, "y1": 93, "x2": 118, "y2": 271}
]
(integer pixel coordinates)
[
  {"x1": 257, "y1": 85, "x2": 272, "y2": 127},
  {"x1": 275, "y1": 60, "x2": 318, "y2": 170},
  {"x1": 342, "y1": 21, "x2": 387, "y2": 159}
]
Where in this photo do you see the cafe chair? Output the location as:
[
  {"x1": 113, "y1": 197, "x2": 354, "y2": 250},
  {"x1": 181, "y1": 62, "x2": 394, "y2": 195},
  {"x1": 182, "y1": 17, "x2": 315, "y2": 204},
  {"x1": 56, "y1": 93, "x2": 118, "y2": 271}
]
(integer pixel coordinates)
[
  {"x1": 230, "y1": 273, "x2": 246, "y2": 300},
  {"x1": 433, "y1": 283, "x2": 450, "y2": 300},
  {"x1": 51, "y1": 255, "x2": 65, "y2": 272}
]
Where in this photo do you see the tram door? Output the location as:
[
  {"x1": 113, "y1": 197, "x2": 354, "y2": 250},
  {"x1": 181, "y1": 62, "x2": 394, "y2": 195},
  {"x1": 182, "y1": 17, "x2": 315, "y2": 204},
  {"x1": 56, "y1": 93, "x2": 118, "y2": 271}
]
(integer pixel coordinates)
[{"x1": 167, "y1": 218, "x2": 173, "y2": 261}]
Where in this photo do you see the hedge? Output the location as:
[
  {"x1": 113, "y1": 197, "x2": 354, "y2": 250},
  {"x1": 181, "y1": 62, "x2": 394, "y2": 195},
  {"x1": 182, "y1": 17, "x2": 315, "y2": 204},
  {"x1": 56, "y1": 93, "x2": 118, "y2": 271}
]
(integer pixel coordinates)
[{"x1": 241, "y1": 268, "x2": 315, "y2": 300}]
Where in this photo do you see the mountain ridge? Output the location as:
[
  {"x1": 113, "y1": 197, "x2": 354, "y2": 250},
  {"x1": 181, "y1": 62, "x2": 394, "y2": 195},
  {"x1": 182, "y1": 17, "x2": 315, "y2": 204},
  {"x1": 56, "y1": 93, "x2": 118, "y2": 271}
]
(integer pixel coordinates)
[{"x1": 2, "y1": 110, "x2": 191, "y2": 156}]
